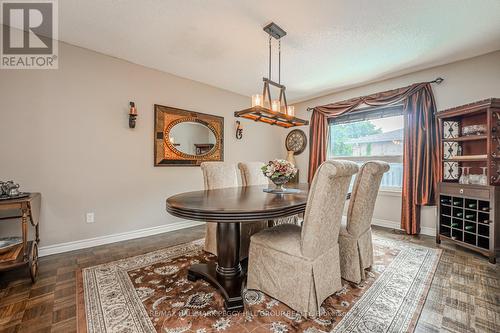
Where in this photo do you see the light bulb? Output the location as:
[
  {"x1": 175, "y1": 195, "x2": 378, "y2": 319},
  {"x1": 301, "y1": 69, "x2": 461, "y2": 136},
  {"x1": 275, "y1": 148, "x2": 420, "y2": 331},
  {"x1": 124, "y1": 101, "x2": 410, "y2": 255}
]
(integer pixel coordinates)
[
  {"x1": 271, "y1": 100, "x2": 280, "y2": 112},
  {"x1": 252, "y1": 94, "x2": 263, "y2": 107}
]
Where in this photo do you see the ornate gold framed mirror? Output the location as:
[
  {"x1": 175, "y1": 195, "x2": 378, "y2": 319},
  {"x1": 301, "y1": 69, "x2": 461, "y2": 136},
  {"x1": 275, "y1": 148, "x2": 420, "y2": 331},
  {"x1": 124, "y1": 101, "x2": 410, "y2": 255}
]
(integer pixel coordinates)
[{"x1": 154, "y1": 105, "x2": 224, "y2": 166}]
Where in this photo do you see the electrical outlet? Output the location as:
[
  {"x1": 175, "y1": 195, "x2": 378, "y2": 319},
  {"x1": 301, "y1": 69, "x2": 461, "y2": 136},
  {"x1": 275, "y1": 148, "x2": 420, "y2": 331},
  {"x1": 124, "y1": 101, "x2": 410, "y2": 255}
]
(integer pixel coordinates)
[{"x1": 86, "y1": 212, "x2": 95, "y2": 223}]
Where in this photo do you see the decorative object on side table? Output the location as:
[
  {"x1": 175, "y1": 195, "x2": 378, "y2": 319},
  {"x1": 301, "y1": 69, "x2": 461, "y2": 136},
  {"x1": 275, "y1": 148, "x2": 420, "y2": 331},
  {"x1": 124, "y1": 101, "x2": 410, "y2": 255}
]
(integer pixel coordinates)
[
  {"x1": 0, "y1": 180, "x2": 29, "y2": 200},
  {"x1": 261, "y1": 159, "x2": 299, "y2": 194}
]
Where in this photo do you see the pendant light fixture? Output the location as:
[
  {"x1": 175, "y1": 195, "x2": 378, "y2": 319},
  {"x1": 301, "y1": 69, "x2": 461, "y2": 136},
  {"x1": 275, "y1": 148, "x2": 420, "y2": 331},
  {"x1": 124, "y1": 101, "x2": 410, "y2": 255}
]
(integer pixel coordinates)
[{"x1": 234, "y1": 22, "x2": 309, "y2": 128}]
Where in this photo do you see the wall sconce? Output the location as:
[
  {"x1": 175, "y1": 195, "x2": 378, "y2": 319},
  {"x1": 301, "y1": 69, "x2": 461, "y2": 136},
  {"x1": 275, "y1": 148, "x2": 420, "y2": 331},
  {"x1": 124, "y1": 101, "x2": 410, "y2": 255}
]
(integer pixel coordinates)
[
  {"x1": 129, "y1": 101, "x2": 137, "y2": 128},
  {"x1": 235, "y1": 121, "x2": 243, "y2": 140}
]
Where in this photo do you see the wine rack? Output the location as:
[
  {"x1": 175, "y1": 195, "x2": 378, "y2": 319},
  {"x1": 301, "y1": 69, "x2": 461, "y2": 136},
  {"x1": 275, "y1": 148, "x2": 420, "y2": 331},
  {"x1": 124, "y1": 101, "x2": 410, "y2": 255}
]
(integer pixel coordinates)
[{"x1": 437, "y1": 183, "x2": 499, "y2": 263}]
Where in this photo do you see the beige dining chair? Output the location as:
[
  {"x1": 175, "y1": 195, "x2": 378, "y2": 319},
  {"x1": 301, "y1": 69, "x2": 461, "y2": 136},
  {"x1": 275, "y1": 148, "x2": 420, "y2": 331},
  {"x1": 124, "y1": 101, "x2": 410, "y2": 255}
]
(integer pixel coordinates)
[
  {"x1": 339, "y1": 161, "x2": 390, "y2": 284},
  {"x1": 247, "y1": 160, "x2": 359, "y2": 317},
  {"x1": 238, "y1": 161, "x2": 300, "y2": 226},
  {"x1": 201, "y1": 162, "x2": 266, "y2": 260}
]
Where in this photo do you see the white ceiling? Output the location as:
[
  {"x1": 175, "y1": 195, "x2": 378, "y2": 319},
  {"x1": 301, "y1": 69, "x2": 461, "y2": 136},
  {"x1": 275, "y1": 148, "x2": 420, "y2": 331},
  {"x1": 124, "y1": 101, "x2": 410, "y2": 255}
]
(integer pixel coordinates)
[{"x1": 10, "y1": 1, "x2": 500, "y2": 101}]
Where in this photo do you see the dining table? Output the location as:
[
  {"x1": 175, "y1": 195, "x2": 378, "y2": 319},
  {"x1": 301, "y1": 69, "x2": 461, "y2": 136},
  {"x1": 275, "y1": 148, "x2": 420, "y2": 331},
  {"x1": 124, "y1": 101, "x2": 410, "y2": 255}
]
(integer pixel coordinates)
[{"x1": 166, "y1": 183, "x2": 310, "y2": 312}]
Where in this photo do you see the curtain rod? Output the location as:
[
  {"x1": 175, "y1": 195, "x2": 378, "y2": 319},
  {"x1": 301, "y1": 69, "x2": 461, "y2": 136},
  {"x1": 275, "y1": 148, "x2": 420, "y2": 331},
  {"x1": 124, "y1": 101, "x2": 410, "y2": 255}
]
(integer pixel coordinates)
[{"x1": 306, "y1": 77, "x2": 444, "y2": 112}]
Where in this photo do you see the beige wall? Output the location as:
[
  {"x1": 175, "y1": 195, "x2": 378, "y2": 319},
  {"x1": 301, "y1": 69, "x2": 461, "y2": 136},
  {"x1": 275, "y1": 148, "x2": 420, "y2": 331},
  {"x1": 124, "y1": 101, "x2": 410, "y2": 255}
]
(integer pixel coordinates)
[
  {"x1": 286, "y1": 51, "x2": 500, "y2": 232},
  {"x1": 0, "y1": 42, "x2": 283, "y2": 246}
]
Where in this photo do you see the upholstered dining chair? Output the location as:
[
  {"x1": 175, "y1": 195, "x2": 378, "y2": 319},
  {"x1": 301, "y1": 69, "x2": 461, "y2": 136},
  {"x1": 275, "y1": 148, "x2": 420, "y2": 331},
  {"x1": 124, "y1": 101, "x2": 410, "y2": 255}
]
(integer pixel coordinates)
[
  {"x1": 247, "y1": 160, "x2": 359, "y2": 317},
  {"x1": 200, "y1": 162, "x2": 266, "y2": 260},
  {"x1": 339, "y1": 161, "x2": 390, "y2": 284},
  {"x1": 238, "y1": 161, "x2": 300, "y2": 226}
]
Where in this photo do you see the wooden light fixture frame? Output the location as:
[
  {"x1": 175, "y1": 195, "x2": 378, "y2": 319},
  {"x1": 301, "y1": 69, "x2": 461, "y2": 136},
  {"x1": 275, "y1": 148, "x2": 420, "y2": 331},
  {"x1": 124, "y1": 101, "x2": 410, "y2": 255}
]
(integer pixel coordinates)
[{"x1": 234, "y1": 23, "x2": 309, "y2": 128}]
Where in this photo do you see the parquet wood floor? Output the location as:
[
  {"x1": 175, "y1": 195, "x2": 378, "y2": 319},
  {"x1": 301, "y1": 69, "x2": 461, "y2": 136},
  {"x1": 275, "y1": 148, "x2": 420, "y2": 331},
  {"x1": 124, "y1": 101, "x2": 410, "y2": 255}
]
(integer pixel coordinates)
[{"x1": 0, "y1": 225, "x2": 498, "y2": 332}]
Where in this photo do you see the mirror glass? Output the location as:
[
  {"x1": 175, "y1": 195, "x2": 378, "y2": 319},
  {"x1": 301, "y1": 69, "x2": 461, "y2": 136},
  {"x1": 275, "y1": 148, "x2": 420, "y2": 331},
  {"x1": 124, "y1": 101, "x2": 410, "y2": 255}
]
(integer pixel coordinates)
[{"x1": 169, "y1": 121, "x2": 217, "y2": 156}]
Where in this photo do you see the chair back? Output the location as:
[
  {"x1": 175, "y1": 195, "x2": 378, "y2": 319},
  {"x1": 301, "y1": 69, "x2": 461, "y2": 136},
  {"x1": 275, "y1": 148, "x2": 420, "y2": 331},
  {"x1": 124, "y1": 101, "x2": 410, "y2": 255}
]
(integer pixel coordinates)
[
  {"x1": 238, "y1": 162, "x2": 270, "y2": 186},
  {"x1": 346, "y1": 161, "x2": 390, "y2": 237},
  {"x1": 301, "y1": 160, "x2": 358, "y2": 258},
  {"x1": 200, "y1": 162, "x2": 238, "y2": 190}
]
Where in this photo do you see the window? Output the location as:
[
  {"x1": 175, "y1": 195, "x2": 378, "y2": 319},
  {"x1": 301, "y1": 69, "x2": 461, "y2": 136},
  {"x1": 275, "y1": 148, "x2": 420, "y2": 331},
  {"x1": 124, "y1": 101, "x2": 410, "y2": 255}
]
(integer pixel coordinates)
[{"x1": 328, "y1": 107, "x2": 404, "y2": 190}]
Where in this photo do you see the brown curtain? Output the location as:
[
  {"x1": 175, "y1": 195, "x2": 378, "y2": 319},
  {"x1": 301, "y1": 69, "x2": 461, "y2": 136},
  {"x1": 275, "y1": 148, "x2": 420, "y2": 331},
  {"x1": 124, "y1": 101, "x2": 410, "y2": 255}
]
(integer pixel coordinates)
[{"x1": 308, "y1": 82, "x2": 440, "y2": 234}]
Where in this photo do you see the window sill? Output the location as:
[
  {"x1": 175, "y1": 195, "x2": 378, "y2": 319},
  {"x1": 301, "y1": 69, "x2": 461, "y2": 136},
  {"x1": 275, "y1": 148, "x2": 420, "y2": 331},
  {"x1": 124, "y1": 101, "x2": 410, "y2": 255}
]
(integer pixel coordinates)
[{"x1": 378, "y1": 189, "x2": 402, "y2": 197}]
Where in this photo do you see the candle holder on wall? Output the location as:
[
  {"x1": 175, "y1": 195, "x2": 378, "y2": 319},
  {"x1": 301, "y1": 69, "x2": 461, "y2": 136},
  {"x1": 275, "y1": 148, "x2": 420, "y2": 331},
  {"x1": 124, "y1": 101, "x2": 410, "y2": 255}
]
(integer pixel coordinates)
[
  {"x1": 235, "y1": 121, "x2": 243, "y2": 140},
  {"x1": 129, "y1": 101, "x2": 138, "y2": 128}
]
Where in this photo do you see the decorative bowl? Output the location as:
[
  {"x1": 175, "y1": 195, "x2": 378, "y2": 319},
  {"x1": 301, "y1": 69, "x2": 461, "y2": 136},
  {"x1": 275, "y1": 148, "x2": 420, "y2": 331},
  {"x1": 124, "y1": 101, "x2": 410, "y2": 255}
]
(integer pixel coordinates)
[
  {"x1": 0, "y1": 237, "x2": 22, "y2": 254},
  {"x1": 270, "y1": 176, "x2": 291, "y2": 187},
  {"x1": 462, "y1": 124, "x2": 486, "y2": 136}
]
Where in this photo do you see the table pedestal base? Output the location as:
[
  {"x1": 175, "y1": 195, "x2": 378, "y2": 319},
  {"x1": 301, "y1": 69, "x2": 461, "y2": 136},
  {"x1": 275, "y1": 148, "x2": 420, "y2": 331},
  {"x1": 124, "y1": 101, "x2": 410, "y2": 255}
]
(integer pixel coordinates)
[
  {"x1": 187, "y1": 222, "x2": 246, "y2": 312},
  {"x1": 187, "y1": 263, "x2": 245, "y2": 311}
]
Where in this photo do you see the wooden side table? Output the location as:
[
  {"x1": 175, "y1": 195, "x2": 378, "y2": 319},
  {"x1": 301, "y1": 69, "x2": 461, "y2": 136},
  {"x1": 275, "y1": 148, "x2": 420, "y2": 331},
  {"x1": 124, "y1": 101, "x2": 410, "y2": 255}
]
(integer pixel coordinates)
[{"x1": 0, "y1": 193, "x2": 40, "y2": 282}]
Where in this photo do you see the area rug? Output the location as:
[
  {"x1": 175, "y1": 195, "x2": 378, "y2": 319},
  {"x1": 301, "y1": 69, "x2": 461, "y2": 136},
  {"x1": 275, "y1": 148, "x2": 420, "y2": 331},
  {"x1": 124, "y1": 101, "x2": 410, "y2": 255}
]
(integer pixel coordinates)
[{"x1": 77, "y1": 236, "x2": 441, "y2": 333}]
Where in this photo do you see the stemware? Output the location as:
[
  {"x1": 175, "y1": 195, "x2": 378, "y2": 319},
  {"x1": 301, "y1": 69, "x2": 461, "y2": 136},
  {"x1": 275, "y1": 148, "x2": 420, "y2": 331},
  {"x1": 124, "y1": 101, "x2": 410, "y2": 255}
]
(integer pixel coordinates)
[
  {"x1": 459, "y1": 167, "x2": 468, "y2": 184},
  {"x1": 464, "y1": 167, "x2": 471, "y2": 184},
  {"x1": 479, "y1": 167, "x2": 488, "y2": 185}
]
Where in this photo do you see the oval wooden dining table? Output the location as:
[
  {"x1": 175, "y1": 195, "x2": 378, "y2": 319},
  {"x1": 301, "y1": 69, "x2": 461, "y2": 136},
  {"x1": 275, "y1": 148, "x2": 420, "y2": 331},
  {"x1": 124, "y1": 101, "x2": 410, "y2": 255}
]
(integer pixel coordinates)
[{"x1": 166, "y1": 183, "x2": 309, "y2": 312}]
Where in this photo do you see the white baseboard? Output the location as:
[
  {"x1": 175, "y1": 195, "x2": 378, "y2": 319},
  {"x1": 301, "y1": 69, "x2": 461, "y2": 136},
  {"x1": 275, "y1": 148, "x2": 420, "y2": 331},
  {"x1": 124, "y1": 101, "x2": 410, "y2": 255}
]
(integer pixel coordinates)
[
  {"x1": 371, "y1": 218, "x2": 435, "y2": 237},
  {"x1": 39, "y1": 217, "x2": 436, "y2": 257},
  {"x1": 39, "y1": 220, "x2": 203, "y2": 257},
  {"x1": 419, "y1": 226, "x2": 436, "y2": 237}
]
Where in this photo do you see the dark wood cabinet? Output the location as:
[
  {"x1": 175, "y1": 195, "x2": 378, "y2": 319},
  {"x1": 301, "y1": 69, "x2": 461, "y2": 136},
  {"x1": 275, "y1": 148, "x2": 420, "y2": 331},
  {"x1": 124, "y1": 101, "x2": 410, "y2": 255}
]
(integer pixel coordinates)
[
  {"x1": 437, "y1": 183, "x2": 499, "y2": 263},
  {"x1": 436, "y1": 99, "x2": 500, "y2": 263}
]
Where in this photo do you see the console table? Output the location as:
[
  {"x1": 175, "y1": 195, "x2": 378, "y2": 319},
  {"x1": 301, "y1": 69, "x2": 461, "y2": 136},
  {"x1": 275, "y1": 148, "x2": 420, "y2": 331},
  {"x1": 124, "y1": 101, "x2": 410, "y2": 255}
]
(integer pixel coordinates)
[{"x1": 0, "y1": 193, "x2": 40, "y2": 282}]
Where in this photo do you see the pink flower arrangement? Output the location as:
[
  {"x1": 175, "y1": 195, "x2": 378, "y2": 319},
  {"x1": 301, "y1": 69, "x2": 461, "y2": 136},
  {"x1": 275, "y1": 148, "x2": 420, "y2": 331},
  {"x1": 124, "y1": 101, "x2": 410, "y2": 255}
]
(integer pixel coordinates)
[{"x1": 261, "y1": 159, "x2": 298, "y2": 180}]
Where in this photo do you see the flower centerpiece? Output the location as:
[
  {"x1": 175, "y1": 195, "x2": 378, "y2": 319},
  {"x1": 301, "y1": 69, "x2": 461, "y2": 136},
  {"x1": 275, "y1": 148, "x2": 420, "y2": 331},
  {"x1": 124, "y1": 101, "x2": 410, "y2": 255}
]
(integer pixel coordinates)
[{"x1": 261, "y1": 159, "x2": 298, "y2": 191}]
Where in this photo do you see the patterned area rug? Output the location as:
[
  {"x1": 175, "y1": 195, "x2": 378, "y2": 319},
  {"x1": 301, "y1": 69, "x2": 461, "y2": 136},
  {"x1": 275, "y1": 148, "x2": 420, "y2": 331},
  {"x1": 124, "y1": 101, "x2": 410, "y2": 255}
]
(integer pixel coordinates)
[{"x1": 78, "y1": 236, "x2": 441, "y2": 333}]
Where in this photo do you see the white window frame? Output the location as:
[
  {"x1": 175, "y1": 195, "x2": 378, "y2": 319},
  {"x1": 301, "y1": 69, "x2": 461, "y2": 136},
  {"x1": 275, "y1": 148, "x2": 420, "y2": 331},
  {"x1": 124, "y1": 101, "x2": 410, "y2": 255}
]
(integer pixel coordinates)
[{"x1": 328, "y1": 106, "x2": 404, "y2": 192}]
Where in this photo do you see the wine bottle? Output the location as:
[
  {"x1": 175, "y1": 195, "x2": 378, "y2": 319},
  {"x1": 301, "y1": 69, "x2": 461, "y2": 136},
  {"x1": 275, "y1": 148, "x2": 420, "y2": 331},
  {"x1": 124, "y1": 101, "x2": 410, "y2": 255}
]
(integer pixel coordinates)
[
  {"x1": 451, "y1": 222, "x2": 459, "y2": 228},
  {"x1": 453, "y1": 201, "x2": 461, "y2": 205},
  {"x1": 465, "y1": 214, "x2": 475, "y2": 220},
  {"x1": 481, "y1": 207, "x2": 490, "y2": 211},
  {"x1": 464, "y1": 225, "x2": 474, "y2": 231},
  {"x1": 455, "y1": 212, "x2": 463, "y2": 217},
  {"x1": 467, "y1": 203, "x2": 476, "y2": 209}
]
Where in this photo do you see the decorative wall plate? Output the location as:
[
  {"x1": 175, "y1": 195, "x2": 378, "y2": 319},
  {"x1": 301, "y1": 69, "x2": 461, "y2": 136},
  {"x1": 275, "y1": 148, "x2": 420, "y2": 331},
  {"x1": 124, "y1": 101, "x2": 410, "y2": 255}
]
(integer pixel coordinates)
[
  {"x1": 442, "y1": 141, "x2": 459, "y2": 180},
  {"x1": 443, "y1": 142, "x2": 459, "y2": 159},
  {"x1": 443, "y1": 121, "x2": 459, "y2": 138},
  {"x1": 443, "y1": 162, "x2": 459, "y2": 180}
]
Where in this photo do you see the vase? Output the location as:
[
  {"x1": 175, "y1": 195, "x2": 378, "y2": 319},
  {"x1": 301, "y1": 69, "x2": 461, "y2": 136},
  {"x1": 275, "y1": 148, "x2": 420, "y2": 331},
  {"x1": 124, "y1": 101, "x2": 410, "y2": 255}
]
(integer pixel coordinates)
[{"x1": 270, "y1": 175, "x2": 290, "y2": 191}]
